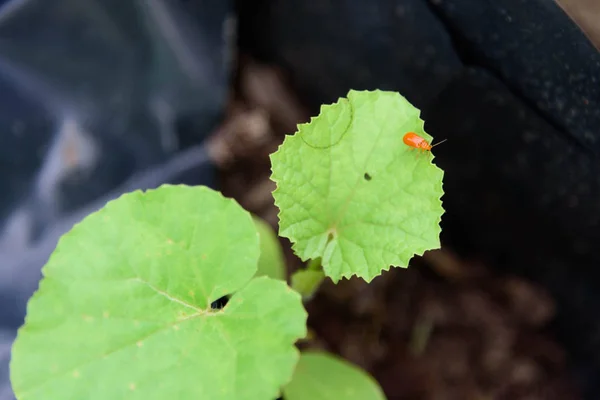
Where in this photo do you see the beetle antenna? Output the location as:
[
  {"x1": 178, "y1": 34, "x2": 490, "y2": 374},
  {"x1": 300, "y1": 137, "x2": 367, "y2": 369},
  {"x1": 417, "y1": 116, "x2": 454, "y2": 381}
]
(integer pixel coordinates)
[{"x1": 431, "y1": 138, "x2": 447, "y2": 148}]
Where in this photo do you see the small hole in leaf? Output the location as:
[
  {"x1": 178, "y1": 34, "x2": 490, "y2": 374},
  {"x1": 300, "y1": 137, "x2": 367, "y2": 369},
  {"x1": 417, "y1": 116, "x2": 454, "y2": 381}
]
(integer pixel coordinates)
[
  {"x1": 364, "y1": 172, "x2": 372, "y2": 181},
  {"x1": 210, "y1": 295, "x2": 230, "y2": 310}
]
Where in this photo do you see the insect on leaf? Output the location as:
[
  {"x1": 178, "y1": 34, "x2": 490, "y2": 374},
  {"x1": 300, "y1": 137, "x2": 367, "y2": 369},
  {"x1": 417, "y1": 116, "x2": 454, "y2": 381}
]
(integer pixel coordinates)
[{"x1": 270, "y1": 89, "x2": 444, "y2": 282}]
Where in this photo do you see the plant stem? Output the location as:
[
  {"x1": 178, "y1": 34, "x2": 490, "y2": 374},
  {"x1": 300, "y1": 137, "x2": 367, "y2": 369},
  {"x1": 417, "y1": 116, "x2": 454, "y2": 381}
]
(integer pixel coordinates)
[
  {"x1": 306, "y1": 258, "x2": 323, "y2": 271},
  {"x1": 290, "y1": 259, "x2": 326, "y2": 300}
]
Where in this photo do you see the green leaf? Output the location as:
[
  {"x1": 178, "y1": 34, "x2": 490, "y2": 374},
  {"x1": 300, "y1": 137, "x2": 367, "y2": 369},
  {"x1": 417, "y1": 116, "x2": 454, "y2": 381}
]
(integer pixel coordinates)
[
  {"x1": 10, "y1": 185, "x2": 307, "y2": 400},
  {"x1": 282, "y1": 352, "x2": 386, "y2": 400},
  {"x1": 290, "y1": 269, "x2": 325, "y2": 299},
  {"x1": 253, "y1": 216, "x2": 287, "y2": 281},
  {"x1": 270, "y1": 89, "x2": 444, "y2": 282}
]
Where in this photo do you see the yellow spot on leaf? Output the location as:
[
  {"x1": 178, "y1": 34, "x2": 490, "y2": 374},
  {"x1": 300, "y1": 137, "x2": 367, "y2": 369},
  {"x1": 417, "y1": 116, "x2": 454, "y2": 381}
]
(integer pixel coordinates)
[
  {"x1": 136, "y1": 341, "x2": 143, "y2": 347},
  {"x1": 102, "y1": 311, "x2": 110, "y2": 318},
  {"x1": 82, "y1": 315, "x2": 94, "y2": 323},
  {"x1": 72, "y1": 370, "x2": 80, "y2": 378},
  {"x1": 129, "y1": 383, "x2": 136, "y2": 390},
  {"x1": 173, "y1": 325, "x2": 180, "y2": 331}
]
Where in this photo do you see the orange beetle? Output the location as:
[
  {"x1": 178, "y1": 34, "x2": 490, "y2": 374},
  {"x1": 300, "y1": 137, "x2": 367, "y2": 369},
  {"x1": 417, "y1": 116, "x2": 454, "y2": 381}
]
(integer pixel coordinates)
[{"x1": 403, "y1": 132, "x2": 446, "y2": 154}]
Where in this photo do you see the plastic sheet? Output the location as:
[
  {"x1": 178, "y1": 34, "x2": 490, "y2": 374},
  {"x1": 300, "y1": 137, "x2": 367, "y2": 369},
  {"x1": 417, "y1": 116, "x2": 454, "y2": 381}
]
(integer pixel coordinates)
[
  {"x1": 0, "y1": 331, "x2": 13, "y2": 400},
  {"x1": 0, "y1": 0, "x2": 232, "y2": 397}
]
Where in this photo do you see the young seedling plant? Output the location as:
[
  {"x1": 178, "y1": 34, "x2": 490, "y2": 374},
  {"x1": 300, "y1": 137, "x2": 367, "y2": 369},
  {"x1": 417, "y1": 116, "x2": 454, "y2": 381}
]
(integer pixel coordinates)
[
  {"x1": 10, "y1": 90, "x2": 444, "y2": 400},
  {"x1": 271, "y1": 89, "x2": 444, "y2": 292}
]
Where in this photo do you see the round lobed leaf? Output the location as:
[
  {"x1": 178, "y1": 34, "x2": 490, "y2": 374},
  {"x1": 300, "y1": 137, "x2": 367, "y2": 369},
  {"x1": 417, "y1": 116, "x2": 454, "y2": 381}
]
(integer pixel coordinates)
[
  {"x1": 282, "y1": 351, "x2": 386, "y2": 400},
  {"x1": 270, "y1": 89, "x2": 445, "y2": 282},
  {"x1": 10, "y1": 185, "x2": 307, "y2": 400}
]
